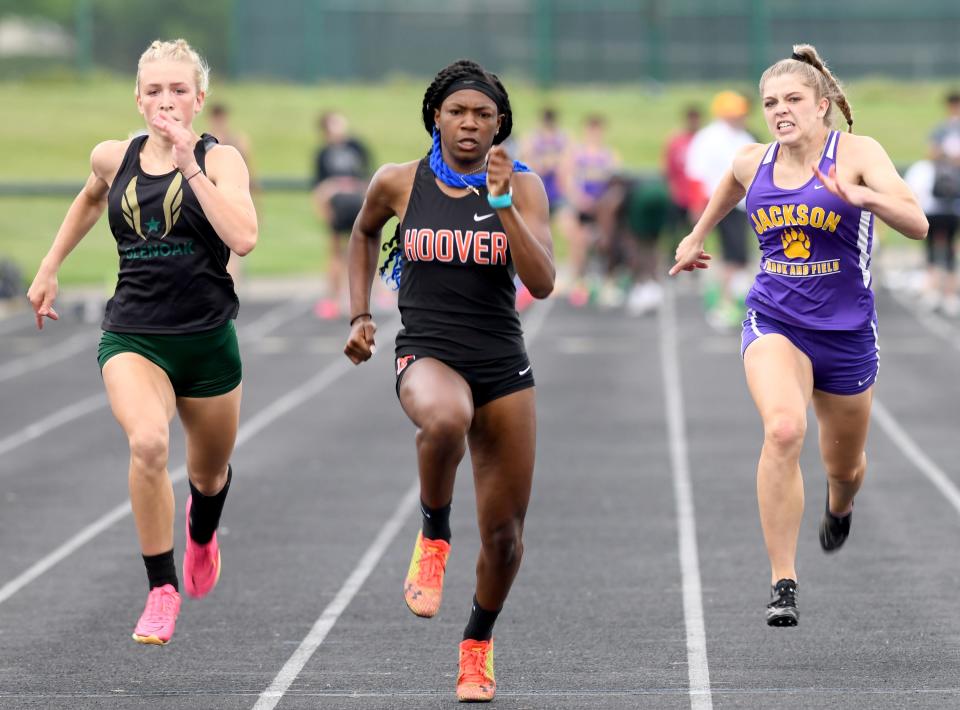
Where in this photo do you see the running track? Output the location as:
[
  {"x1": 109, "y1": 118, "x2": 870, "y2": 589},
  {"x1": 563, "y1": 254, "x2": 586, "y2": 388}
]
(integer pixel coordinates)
[{"x1": 0, "y1": 282, "x2": 957, "y2": 709}]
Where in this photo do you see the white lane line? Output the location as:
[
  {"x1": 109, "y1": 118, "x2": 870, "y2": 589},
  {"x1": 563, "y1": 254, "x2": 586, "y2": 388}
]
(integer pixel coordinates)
[
  {"x1": 659, "y1": 283, "x2": 713, "y2": 710},
  {"x1": 872, "y1": 398, "x2": 960, "y2": 515},
  {"x1": 0, "y1": 316, "x2": 395, "y2": 607},
  {"x1": 0, "y1": 392, "x2": 106, "y2": 460},
  {"x1": 0, "y1": 299, "x2": 309, "y2": 460},
  {"x1": 239, "y1": 298, "x2": 310, "y2": 343},
  {"x1": 252, "y1": 483, "x2": 420, "y2": 710},
  {"x1": 0, "y1": 299, "x2": 307, "y2": 388},
  {"x1": 0, "y1": 332, "x2": 93, "y2": 384},
  {"x1": 0, "y1": 354, "x2": 356, "y2": 605},
  {"x1": 252, "y1": 297, "x2": 555, "y2": 710},
  {"x1": 0, "y1": 501, "x2": 133, "y2": 606},
  {"x1": 887, "y1": 290, "x2": 960, "y2": 353}
]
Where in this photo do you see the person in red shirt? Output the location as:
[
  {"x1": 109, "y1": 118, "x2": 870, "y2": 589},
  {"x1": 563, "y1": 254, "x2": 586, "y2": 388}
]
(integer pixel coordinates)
[{"x1": 663, "y1": 105, "x2": 702, "y2": 233}]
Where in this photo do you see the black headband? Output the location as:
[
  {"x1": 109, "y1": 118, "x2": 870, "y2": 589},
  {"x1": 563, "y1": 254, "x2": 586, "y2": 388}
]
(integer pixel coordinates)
[{"x1": 438, "y1": 77, "x2": 504, "y2": 113}]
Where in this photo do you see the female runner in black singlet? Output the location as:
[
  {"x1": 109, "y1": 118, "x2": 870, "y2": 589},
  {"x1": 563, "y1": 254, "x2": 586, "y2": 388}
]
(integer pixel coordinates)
[
  {"x1": 343, "y1": 59, "x2": 554, "y2": 702},
  {"x1": 27, "y1": 39, "x2": 257, "y2": 646}
]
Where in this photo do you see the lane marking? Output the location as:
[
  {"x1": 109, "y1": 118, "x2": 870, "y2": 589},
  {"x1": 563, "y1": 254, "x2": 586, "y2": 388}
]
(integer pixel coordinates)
[
  {"x1": 659, "y1": 283, "x2": 713, "y2": 710},
  {"x1": 0, "y1": 299, "x2": 308, "y2": 389},
  {"x1": 252, "y1": 483, "x2": 420, "y2": 710},
  {"x1": 0, "y1": 299, "x2": 310, "y2": 460},
  {"x1": 872, "y1": 398, "x2": 960, "y2": 515},
  {"x1": 887, "y1": 290, "x2": 960, "y2": 353},
  {"x1": 0, "y1": 392, "x2": 106, "y2": 461},
  {"x1": 253, "y1": 298, "x2": 555, "y2": 709},
  {"x1": 239, "y1": 299, "x2": 311, "y2": 342},
  {"x1": 0, "y1": 349, "x2": 362, "y2": 605},
  {"x1": 0, "y1": 304, "x2": 367, "y2": 607},
  {"x1": 0, "y1": 332, "x2": 93, "y2": 385},
  {"x1": 4, "y1": 686, "x2": 960, "y2": 700}
]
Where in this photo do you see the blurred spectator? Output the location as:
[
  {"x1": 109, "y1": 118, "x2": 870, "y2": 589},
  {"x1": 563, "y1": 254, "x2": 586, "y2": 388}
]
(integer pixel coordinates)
[
  {"x1": 685, "y1": 90, "x2": 755, "y2": 329},
  {"x1": 663, "y1": 105, "x2": 702, "y2": 235},
  {"x1": 560, "y1": 114, "x2": 620, "y2": 306},
  {"x1": 0, "y1": 258, "x2": 23, "y2": 300},
  {"x1": 516, "y1": 107, "x2": 571, "y2": 311},
  {"x1": 208, "y1": 103, "x2": 258, "y2": 284},
  {"x1": 922, "y1": 91, "x2": 960, "y2": 316},
  {"x1": 522, "y1": 107, "x2": 569, "y2": 214},
  {"x1": 209, "y1": 103, "x2": 256, "y2": 183},
  {"x1": 595, "y1": 173, "x2": 672, "y2": 316},
  {"x1": 313, "y1": 111, "x2": 370, "y2": 319}
]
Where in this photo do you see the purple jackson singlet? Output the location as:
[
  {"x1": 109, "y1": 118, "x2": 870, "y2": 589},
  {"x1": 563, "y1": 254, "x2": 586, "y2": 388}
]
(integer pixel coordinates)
[
  {"x1": 745, "y1": 130, "x2": 875, "y2": 330},
  {"x1": 527, "y1": 131, "x2": 568, "y2": 205},
  {"x1": 572, "y1": 147, "x2": 616, "y2": 202}
]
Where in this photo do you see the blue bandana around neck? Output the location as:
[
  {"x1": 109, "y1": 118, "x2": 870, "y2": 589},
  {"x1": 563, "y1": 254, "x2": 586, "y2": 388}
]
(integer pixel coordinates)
[
  {"x1": 380, "y1": 129, "x2": 533, "y2": 291},
  {"x1": 428, "y1": 127, "x2": 530, "y2": 190}
]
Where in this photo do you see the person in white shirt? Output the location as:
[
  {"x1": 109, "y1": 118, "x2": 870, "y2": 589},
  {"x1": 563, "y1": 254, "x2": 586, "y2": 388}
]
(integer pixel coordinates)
[
  {"x1": 685, "y1": 91, "x2": 756, "y2": 327},
  {"x1": 918, "y1": 91, "x2": 960, "y2": 316}
]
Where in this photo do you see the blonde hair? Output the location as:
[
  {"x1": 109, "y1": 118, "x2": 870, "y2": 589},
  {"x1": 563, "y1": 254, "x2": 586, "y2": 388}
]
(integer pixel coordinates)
[
  {"x1": 759, "y1": 43, "x2": 853, "y2": 132},
  {"x1": 135, "y1": 39, "x2": 209, "y2": 95}
]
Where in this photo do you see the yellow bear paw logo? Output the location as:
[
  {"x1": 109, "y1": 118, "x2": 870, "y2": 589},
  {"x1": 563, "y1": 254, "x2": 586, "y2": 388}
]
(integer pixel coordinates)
[{"x1": 781, "y1": 228, "x2": 811, "y2": 259}]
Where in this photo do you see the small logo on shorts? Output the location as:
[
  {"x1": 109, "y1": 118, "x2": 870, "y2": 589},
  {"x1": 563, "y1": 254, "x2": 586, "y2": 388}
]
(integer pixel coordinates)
[
  {"x1": 858, "y1": 374, "x2": 873, "y2": 386},
  {"x1": 518, "y1": 364, "x2": 532, "y2": 376},
  {"x1": 397, "y1": 355, "x2": 416, "y2": 375}
]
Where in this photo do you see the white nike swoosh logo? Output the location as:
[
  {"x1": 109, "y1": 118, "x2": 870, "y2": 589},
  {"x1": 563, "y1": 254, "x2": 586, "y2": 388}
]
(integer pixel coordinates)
[
  {"x1": 814, "y1": 184, "x2": 825, "y2": 189},
  {"x1": 858, "y1": 376, "x2": 872, "y2": 386},
  {"x1": 518, "y1": 365, "x2": 532, "y2": 376},
  {"x1": 474, "y1": 213, "x2": 495, "y2": 222}
]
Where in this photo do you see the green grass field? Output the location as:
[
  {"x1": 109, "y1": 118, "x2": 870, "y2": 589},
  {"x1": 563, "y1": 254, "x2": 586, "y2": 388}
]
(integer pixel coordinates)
[{"x1": 0, "y1": 76, "x2": 945, "y2": 286}]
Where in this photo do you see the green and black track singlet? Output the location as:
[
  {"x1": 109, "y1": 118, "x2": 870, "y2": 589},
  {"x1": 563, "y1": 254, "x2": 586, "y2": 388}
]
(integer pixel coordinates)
[
  {"x1": 395, "y1": 158, "x2": 525, "y2": 361},
  {"x1": 102, "y1": 133, "x2": 238, "y2": 334}
]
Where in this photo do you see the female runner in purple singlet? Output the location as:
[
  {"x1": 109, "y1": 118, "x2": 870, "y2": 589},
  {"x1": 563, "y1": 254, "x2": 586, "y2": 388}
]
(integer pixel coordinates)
[{"x1": 670, "y1": 44, "x2": 927, "y2": 627}]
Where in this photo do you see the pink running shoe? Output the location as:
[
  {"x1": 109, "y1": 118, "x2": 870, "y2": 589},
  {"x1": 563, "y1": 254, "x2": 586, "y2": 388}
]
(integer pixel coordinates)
[
  {"x1": 313, "y1": 298, "x2": 341, "y2": 320},
  {"x1": 515, "y1": 284, "x2": 535, "y2": 313},
  {"x1": 567, "y1": 283, "x2": 589, "y2": 308},
  {"x1": 183, "y1": 496, "x2": 221, "y2": 599},
  {"x1": 132, "y1": 584, "x2": 181, "y2": 645}
]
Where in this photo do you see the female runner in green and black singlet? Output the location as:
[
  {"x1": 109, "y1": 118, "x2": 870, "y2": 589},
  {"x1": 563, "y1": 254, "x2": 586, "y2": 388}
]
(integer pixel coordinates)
[{"x1": 27, "y1": 39, "x2": 257, "y2": 646}]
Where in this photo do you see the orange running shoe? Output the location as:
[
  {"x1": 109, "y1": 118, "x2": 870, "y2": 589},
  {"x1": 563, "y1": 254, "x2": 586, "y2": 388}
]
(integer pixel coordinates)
[
  {"x1": 457, "y1": 638, "x2": 496, "y2": 702},
  {"x1": 403, "y1": 530, "x2": 450, "y2": 618}
]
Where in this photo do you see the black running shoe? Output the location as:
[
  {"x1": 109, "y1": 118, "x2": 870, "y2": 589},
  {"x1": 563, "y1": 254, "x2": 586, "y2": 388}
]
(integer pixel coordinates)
[
  {"x1": 766, "y1": 578, "x2": 798, "y2": 627},
  {"x1": 819, "y1": 484, "x2": 852, "y2": 552}
]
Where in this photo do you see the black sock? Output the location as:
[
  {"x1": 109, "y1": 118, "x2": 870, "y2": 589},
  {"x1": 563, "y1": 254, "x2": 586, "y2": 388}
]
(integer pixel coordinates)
[
  {"x1": 463, "y1": 595, "x2": 501, "y2": 641},
  {"x1": 188, "y1": 464, "x2": 232, "y2": 544},
  {"x1": 143, "y1": 549, "x2": 178, "y2": 591},
  {"x1": 420, "y1": 498, "x2": 451, "y2": 542}
]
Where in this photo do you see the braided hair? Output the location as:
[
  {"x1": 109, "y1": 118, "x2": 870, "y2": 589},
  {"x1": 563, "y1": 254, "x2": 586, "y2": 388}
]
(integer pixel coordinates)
[
  {"x1": 379, "y1": 59, "x2": 515, "y2": 288},
  {"x1": 759, "y1": 44, "x2": 854, "y2": 132},
  {"x1": 420, "y1": 59, "x2": 513, "y2": 144}
]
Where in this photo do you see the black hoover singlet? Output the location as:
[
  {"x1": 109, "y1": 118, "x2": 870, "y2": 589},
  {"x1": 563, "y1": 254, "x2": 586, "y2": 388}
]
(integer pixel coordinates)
[
  {"x1": 102, "y1": 133, "x2": 239, "y2": 334},
  {"x1": 394, "y1": 158, "x2": 525, "y2": 361}
]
